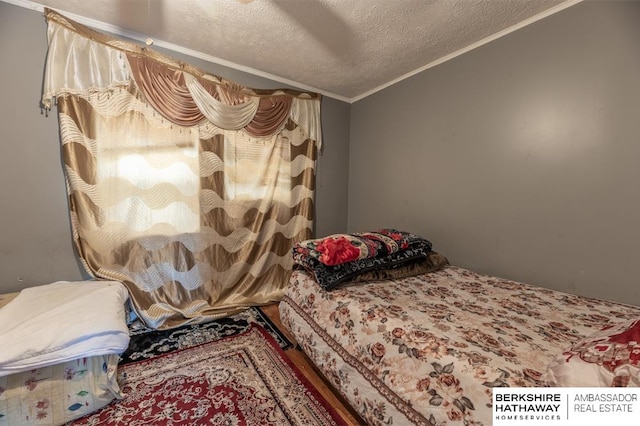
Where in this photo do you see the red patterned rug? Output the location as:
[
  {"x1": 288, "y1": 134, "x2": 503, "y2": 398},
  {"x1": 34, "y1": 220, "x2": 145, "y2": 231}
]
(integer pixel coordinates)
[{"x1": 70, "y1": 324, "x2": 346, "y2": 425}]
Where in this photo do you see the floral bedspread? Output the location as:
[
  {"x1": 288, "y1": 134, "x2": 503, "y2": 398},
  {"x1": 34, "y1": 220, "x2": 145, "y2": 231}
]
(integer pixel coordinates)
[{"x1": 279, "y1": 266, "x2": 640, "y2": 426}]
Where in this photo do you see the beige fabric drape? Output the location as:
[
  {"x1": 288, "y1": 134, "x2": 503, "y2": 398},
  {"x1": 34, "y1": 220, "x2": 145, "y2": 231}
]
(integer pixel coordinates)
[
  {"x1": 126, "y1": 54, "x2": 295, "y2": 137},
  {"x1": 43, "y1": 9, "x2": 320, "y2": 329},
  {"x1": 183, "y1": 73, "x2": 260, "y2": 130},
  {"x1": 126, "y1": 54, "x2": 208, "y2": 127}
]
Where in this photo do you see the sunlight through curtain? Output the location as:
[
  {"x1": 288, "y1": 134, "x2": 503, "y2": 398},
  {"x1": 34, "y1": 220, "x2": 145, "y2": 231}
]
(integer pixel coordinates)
[{"x1": 42, "y1": 9, "x2": 321, "y2": 329}]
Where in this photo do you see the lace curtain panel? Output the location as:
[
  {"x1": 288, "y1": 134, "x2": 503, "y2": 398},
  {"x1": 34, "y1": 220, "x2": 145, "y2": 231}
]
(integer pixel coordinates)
[{"x1": 42, "y1": 9, "x2": 320, "y2": 329}]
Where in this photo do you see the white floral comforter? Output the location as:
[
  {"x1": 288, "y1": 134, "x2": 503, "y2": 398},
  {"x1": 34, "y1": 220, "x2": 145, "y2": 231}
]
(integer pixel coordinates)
[{"x1": 279, "y1": 266, "x2": 640, "y2": 426}]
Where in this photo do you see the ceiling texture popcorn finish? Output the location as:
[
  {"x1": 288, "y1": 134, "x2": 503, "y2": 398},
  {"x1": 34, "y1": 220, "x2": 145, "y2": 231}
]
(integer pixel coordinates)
[{"x1": 6, "y1": 0, "x2": 580, "y2": 102}]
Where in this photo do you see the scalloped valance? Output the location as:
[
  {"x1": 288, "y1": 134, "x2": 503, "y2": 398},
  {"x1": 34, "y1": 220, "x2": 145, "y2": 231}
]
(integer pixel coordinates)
[{"x1": 42, "y1": 8, "x2": 322, "y2": 147}]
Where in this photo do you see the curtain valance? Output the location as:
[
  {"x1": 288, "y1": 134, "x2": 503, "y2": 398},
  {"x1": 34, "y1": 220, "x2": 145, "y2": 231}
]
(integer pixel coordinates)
[
  {"x1": 42, "y1": 8, "x2": 322, "y2": 147},
  {"x1": 183, "y1": 72, "x2": 260, "y2": 130}
]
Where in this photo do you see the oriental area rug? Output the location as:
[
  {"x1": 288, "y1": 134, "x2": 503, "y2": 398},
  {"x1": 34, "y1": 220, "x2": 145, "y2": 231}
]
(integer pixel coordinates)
[
  {"x1": 120, "y1": 306, "x2": 291, "y2": 364},
  {"x1": 70, "y1": 324, "x2": 346, "y2": 425}
]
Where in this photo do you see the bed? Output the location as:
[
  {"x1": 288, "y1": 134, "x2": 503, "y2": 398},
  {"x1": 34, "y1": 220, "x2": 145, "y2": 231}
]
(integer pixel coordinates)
[
  {"x1": 0, "y1": 280, "x2": 130, "y2": 426},
  {"x1": 279, "y1": 230, "x2": 640, "y2": 426}
]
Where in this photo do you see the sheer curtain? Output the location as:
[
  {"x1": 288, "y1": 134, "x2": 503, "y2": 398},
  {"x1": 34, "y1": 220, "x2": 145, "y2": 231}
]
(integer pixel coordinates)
[{"x1": 43, "y1": 9, "x2": 320, "y2": 329}]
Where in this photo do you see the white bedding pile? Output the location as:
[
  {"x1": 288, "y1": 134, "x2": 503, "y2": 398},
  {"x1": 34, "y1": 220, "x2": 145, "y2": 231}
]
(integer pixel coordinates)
[{"x1": 0, "y1": 280, "x2": 130, "y2": 377}]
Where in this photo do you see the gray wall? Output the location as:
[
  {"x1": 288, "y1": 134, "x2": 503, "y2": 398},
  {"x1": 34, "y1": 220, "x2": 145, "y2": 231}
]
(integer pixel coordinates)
[
  {"x1": 4, "y1": 1, "x2": 638, "y2": 306},
  {"x1": 349, "y1": 1, "x2": 640, "y2": 306},
  {"x1": 0, "y1": 2, "x2": 349, "y2": 294}
]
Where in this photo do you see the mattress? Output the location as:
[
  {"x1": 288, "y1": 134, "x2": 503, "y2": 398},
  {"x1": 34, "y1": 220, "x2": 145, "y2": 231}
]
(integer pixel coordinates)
[
  {"x1": 0, "y1": 281, "x2": 130, "y2": 425},
  {"x1": 0, "y1": 354, "x2": 121, "y2": 426},
  {"x1": 279, "y1": 266, "x2": 640, "y2": 426}
]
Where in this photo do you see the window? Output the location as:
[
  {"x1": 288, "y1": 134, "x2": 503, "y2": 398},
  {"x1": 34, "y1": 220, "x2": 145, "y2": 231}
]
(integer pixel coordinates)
[
  {"x1": 223, "y1": 132, "x2": 291, "y2": 204},
  {"x1": 97, "y1": 124, "x2": 200, "y2": 234}
]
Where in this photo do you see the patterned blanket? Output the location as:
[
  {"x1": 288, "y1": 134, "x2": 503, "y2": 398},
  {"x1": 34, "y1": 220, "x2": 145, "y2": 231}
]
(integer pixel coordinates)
[
  {"x1": 280, "y1": 266, "x2": 640, "y2": 425},
  {"x1": 293, "y1": 229, "x2": 432, "y2": 290}
]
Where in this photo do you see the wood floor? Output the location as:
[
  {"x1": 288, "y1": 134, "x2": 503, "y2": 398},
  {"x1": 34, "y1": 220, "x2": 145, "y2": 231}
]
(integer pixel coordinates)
[{"x1": 260, "y1": 303, "x2": 364, "y2": 425}]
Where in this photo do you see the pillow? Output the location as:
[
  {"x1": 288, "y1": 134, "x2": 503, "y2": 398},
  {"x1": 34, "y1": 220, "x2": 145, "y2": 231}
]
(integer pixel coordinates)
[
  {"x1": 545, "y1": 317, "x2": 640, "y2": 387},
  {"x1": 350, "y1": 251, "x2": 449, "y2": 283},
  {"x1": 293, "y1": 230, "x2": 433, "y2": 291},
  {"x1": 293, "y1": 229, "x2": 431, "y2": 266}
]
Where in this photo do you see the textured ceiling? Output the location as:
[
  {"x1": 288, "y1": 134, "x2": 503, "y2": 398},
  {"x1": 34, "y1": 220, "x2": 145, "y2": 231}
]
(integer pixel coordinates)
[{"x1": 8, "y1": 0, "x2": 579, "y2": 102}]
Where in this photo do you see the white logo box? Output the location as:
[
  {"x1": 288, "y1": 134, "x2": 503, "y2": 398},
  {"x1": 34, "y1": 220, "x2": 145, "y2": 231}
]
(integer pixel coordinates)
[{"x1": 493, "y1": 387, "x2": 639, "y2": 426}]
